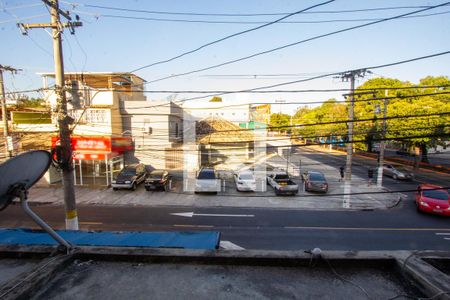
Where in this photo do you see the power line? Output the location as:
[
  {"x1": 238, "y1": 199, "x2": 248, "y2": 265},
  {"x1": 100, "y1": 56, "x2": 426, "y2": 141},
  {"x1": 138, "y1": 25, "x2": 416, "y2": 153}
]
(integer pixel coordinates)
[
  {"x1": 130, "y1": 0, "x2": 335, "y2": 72},
  {"x1": 80, "y1": 10, "x2": 450, "y2": 25},
  {"x1": 174, "y1": 51, "x2": 450, "y2": 104},
  {"x1": 75, "y1": 3, "x2": 448, "y2": 17},
  {"x1": 7, "y1": 83, "x2": 450, "y2": 96},
  {"x1": 136, "y1": 2, "x2": 450, "y2": 84}
]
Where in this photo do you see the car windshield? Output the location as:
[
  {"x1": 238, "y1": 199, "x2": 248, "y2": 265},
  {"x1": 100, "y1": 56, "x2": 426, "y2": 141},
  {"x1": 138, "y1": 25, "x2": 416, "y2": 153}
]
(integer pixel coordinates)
[
  {"x1": 150, "y1": 171, "x2": 164, "y2": 178},
  {"x1": 423, "y1": 190, "x2": 449, "y2": 201},
  {"x1": 275, "y1": 174, "x2": 289, "y2": 180},
  {"x1": 310, "y1": 173, "x2": 325, "y2": 181},
  {"x1": 119, "y1": 168, "x2": 136, "y2": 176},
  {"x1": 198, "y1": 170, "x2": 215, "y2": 179},
  {"x1": 239, "y1": 173, "x2": 254, "y2": 180}
]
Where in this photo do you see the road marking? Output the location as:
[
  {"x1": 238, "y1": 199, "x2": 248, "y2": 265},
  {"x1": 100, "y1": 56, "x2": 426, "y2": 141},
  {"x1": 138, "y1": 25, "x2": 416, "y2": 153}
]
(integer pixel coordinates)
[
  {"x1": 171, "y1": 212, "x2": 255, "y2": 218},
  {"x1": 284, "y1": 226, "x2": 450, "y2": 232},
  {"x1": 435, "y1": 233, "x2": 450, "y2": 235},
  {"x1": 79, "y1": 221, "x2": 103, "y2": 225},
  {"x1": 220, "y1": 241, "x2": 245, "y2": 250},
  {"x1": 444, "y1": 238, "x2": 450, "y2": 241},
  {"x1": 173, "y1": 224, "x2": 214, "y2": 228}
]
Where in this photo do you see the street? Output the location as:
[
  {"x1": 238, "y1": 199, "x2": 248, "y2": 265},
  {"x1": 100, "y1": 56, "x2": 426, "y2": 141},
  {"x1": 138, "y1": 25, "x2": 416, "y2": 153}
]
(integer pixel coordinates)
[{"x1": 1, "y1": 147, "x2": 448, "y2": 251}]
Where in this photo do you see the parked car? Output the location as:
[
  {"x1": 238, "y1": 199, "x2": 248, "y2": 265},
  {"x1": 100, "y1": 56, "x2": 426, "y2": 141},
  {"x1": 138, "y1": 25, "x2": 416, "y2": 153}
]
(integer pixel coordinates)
[
  {"x1": 383, "y1": 164, "x2": 414, "y2": 180},
  {"x1": 267, "y1": 172, "x2": 298, "y2": 196},
  {"x1": 112, "y1": 164, "x2": 147, "y2": 191},
  {"x1": 302, "y1": 171, "x2": 328, "y2": 193},
  {"x1": 234, "y1": 171, "x2": 256, "y2": 192},
  {"x1": 415, "y1": 184, "x2": 450, "y2": 216},
  {"x1": 145, "y1": 170, "x2": 172, "y2": 191},
  {"x1": 195, "y1": 167, "x2": 219, "y2": 194}
]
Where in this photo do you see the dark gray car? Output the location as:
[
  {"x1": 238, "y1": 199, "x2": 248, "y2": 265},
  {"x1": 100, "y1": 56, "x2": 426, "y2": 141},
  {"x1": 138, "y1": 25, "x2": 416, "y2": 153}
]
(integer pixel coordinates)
[{"x1": 302, "y1": 171, "x2": 328, "y2": 193}]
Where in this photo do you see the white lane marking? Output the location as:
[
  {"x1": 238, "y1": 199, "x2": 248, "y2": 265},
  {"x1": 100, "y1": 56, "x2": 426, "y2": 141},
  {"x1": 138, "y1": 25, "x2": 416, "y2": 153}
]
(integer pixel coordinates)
[
  {"x1": 444, "y1": 238, "x2": 450, "y2": 240},
  {"x1": 171, "y1": 212, "x2": 254, "y2": 218},
  {"x1": 220, "y1": 241, "x2": 246, "y2": 250},
  {"x1": 435, "y1": 233, "x2": 450, "y2": 235}
]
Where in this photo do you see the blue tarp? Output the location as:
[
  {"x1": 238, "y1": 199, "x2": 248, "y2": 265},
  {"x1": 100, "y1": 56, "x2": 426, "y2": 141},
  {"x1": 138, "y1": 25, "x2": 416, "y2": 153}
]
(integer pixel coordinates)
[{"x1": 0, "y1": 228, "x2": 220, "y2": 250}]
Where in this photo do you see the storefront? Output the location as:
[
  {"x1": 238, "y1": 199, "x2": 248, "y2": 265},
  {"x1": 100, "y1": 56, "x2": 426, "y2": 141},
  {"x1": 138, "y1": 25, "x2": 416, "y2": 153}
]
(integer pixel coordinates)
[{"x1": 51, "y1": 136, "x2": 133, "y2": 186}]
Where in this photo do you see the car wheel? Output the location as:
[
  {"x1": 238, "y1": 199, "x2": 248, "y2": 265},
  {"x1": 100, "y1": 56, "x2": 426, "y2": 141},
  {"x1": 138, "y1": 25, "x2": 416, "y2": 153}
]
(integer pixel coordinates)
[
  {"x1": 113, "y1": 188, "x2": 118, "y2": 191},
  {"x1": 416, "y1": 203, "x2": 423, "y2": 213},
  {"x1": 393, "y1": 174, "x2": 398, "y2": 180},
  {"x1": 132, "y1": 183, "x2": 137, "y2": 191},
  {"x1": 145, "y1": 187, "x2": 150, "y2": 191}
]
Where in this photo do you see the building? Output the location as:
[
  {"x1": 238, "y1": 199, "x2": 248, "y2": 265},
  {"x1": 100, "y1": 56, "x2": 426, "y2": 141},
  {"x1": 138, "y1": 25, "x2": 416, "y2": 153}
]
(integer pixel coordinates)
[
  {"x1": 120, "y1": 100, "x2": 184, "y2": 169},
  {"x1": 39, "y1": 72, "x2": 145, "y2": 185}
]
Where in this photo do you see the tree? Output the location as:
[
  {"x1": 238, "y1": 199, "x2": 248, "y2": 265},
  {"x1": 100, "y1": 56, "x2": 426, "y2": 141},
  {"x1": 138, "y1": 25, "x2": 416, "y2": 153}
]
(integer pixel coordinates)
[
  {"x1": 292, "y1": 99, "x2": 347, "y2": 143},
  {"x1": 354, "y1": 76, "x2": 450, "y2": 162},
  {"x1": 269, "y1": 113, "x2": 291, "y2": 132}
]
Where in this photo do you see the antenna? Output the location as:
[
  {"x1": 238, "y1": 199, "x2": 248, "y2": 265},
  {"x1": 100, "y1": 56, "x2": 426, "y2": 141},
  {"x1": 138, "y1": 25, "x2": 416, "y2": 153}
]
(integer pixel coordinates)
[{"x1": 0, "y1": 150, "x2": 73, "y2": 252}]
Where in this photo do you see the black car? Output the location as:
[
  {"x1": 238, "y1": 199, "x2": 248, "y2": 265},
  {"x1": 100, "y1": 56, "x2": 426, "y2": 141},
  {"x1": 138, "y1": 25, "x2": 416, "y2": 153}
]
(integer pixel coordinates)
[
  {"x1": 112, "y1": 163, "x2": 147, "y2": 191},
  {"x1": 145, "y1": 170, "x2": 172, "y2": 191}
]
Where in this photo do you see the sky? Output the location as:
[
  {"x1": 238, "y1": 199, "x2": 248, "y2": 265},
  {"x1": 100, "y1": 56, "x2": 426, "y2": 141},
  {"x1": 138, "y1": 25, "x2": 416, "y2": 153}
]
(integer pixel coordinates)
[{"x1": 1, "y1": 0, "x2": 450, "y2": 114}]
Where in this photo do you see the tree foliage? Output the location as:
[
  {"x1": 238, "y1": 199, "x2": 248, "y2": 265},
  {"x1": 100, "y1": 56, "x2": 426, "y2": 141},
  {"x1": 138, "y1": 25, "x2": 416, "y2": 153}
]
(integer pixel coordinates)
[
  {"x1": 270, "y1": 113, "x2": 291, "y2": 131},
  {"x1": 291, "y1": 76, "x2": 450, "y2": 162}
]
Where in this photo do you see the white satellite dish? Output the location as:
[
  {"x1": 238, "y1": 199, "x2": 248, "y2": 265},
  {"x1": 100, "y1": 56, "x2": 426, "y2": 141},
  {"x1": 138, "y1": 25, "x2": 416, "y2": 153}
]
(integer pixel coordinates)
[{"x1": 0, "y1": 150, "x2": 72, "y2": 251}]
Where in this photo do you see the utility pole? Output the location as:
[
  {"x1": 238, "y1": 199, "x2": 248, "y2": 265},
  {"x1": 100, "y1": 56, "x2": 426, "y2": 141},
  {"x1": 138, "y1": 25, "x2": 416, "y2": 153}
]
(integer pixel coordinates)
[
  {"x1": 376, "y1": 90, "x2": 388, "y2": 188},
  {"x1": 0, "y1": 65, "x2": 20, "y2": 158},
  {"x1": 339, "y1": 69, "x2": 369, "y2": 208},
  {"x1": 18, "y1": 0, "x2": 82, "y2": 230},
  {"x1": 339, "y1": 69, "x2": 369, "y2": 181}
]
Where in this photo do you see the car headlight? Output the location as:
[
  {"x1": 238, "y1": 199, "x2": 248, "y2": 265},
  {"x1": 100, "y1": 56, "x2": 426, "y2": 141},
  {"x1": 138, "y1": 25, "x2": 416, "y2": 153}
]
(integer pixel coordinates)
[
  {"x1": 125, "y1": 181, "x2": 131, "y2": 184},
  {"x1": 420, "y1": 201, "x2": 429, "y2": 207}
]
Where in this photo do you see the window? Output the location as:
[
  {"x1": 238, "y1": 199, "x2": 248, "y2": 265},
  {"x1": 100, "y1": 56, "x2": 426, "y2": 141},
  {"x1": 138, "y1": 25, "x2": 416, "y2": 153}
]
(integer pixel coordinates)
[{"x1": 86, "y1": 109, "x2": 109, "y2": 124}]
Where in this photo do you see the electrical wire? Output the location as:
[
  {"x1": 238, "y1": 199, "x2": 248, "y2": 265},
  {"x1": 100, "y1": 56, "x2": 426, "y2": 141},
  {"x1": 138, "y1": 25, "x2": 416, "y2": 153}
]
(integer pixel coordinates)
[
  {"x1": 76, "y1": 3, "x2": 448, "y2": 17},
  {"x1": 130, "y1": 0, "x2": 336, "y2": 72},
  {"x1": 142, "y1": 2, "x2": 450, "y2": 85},
  {"x1": 81, "y1": 10, "x2": 450, "y2": 25}
]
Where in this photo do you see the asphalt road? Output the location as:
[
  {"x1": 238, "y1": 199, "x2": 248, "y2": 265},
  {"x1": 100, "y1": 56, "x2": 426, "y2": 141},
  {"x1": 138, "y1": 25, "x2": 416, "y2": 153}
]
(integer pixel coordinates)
[{"x1": 0, "y1": 147, "x2": 448, "y2": 251}]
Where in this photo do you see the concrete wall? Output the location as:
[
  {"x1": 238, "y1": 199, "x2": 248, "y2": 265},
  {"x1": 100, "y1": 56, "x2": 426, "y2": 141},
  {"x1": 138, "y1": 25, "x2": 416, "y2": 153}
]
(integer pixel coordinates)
[{"x1": 121, "y1": 100, "x2": 183, "y2": 169}]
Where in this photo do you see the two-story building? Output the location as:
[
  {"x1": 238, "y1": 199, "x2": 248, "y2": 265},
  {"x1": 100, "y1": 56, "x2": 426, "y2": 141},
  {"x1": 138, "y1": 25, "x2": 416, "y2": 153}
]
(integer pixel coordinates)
[
  {"x1": 120, "y1": 100, "x2": 183, "y2": 170},
  {"x1": 39, "y1": 72, "x2": 145, "y2": 185}
]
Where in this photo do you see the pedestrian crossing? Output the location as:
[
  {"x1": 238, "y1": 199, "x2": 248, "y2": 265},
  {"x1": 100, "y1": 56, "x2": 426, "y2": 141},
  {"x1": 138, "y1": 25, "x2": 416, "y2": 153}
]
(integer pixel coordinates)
[{"x1": 435, "y1": 232, "x2": 450, "y2": 241}]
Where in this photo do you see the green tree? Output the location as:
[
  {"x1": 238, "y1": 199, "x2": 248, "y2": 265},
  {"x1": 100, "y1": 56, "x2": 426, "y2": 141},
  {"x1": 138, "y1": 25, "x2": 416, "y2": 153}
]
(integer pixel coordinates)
[
  {"x1": 270, "y1": 113, "x2": 291, "y2": 132},
  {"x1": 354, "y1": 76, "x2": 450, "y2": 162},
  {"x1": 292, "y1": 99, "x2": 347, "y2": 143}
]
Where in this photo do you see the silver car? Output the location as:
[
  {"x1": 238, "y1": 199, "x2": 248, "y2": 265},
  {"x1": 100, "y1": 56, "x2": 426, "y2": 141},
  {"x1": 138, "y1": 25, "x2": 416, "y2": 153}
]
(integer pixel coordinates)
[{"x1": 383, "y1": 164, "x2": 414, "y2": 180}]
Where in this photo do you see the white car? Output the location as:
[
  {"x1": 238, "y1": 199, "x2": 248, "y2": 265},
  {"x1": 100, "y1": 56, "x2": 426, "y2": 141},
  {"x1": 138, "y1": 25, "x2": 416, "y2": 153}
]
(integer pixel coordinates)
[{"x1": 234, "y1": 171, "x2": 256, "y2": 192}]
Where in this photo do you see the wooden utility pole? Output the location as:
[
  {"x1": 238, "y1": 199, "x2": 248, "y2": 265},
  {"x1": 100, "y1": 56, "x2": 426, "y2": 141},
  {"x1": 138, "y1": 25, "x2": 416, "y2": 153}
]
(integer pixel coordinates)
[
  {"x1": 18, "y1": 0, "x2": 82, "y2": 230},
  {"x1": 0, "y1": 65, "x2": 20, "y2": 158}
]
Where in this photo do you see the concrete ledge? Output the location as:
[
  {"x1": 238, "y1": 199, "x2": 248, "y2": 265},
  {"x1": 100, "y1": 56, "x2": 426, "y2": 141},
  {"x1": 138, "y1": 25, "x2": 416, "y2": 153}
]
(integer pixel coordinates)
[{"x1": 1, "y1": 245, "x2": 449, "y2": 299}]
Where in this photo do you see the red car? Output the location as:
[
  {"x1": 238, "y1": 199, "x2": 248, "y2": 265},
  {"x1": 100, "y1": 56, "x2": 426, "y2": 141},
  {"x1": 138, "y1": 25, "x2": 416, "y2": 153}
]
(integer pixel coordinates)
[{"x1": 415, "y1": 184, "x2": 450, "y2": 216}]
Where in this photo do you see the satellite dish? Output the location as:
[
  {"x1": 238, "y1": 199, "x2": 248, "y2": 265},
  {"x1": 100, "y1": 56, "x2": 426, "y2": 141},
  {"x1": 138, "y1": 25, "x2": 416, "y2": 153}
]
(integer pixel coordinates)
[
  {"x1": 0, "y1": 150, "x2": 51, "y2": 210},
  {"x1": 0, "y1": 150, "x2": 72, "y2": 251}
]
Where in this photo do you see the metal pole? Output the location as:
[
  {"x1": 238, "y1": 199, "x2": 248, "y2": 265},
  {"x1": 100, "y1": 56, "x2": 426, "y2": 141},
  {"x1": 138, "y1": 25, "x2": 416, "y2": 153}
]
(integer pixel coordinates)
[
  {"x1": 19, "y1": 190, "x2": 72, "y2": 250},
  {"x1": 376, "y1": 90, "x2": 388, "y2": 188},
  {"x1": 50, "y1": 0, "x2": 78, "y2": 230},
  {"x1": 0, "y1": 69, "x2": 10, "y2": 158}
]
